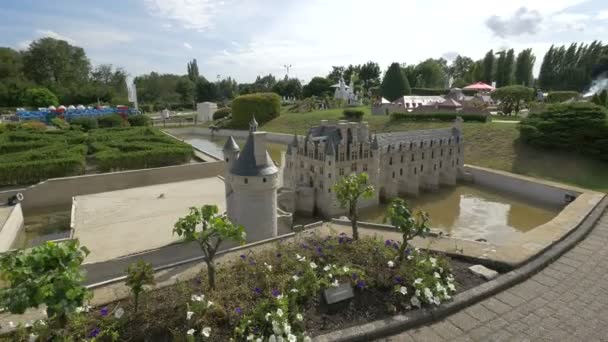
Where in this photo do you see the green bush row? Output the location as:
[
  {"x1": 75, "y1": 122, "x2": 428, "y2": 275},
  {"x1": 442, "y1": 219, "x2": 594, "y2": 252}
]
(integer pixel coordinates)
[
  {"x1": 343, "y1": 109, "x2": 364, "y2": 121},
  {"x1": 213, "y1": 107, "x2": 232, "y2": 120},
  {"x1": 546, "y1": 91, "x2": 579, "y2": 103},
  {"x1": 390, "y1": 112, "x2": 489, "y2": 122},
  {"x1": 519, "y1": 102, "x2": 608, "y2": 161},
  {"x1": 0, "y1": 151, "x2": 86, "y2": 186},
  {"x1": 95, "y1": 147, "x2": 193, "y2": 172}
]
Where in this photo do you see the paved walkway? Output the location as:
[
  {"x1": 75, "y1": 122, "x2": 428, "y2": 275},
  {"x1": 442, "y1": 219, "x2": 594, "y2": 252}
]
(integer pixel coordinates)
[{"x1": 382, "y1": 209, "x2": 608, "y2": 342}]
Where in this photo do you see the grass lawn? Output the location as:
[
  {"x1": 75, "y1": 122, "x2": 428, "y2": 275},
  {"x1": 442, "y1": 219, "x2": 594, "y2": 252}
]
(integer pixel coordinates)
[{"x1": 260, "y1": 107, "x2": 608, "y2": 192}]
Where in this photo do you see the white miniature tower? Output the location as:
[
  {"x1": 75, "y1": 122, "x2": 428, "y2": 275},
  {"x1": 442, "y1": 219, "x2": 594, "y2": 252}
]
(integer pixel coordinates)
[{"x1": 225, "y1": 116, "x2": 279, "y2": 242}]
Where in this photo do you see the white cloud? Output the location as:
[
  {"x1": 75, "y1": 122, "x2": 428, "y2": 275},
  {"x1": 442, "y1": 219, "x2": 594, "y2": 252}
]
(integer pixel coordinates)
[
  {"x1": 35, "y1": 29, "x2": 77, "y2": 44},
  {"x1": 597, "y1": 10, "x2": 608, "y2": 20},
  {"x1": 485, "y1": 7, "x2": 543, "y2": 38},
  {"x1": 144, "y1": 0, "x2": 227, "y2": 31},
  {"x1": 184, "y1": 42, "x2": 193, "y2": 49},
  {"x1": 16, "y1": 40, "x2": 32, "y2": 50}
]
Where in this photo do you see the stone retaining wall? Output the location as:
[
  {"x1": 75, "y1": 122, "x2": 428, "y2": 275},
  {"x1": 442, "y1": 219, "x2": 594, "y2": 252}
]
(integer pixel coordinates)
[{"x1": 0, "y1": 204, "x2": 24, "y2": 252}]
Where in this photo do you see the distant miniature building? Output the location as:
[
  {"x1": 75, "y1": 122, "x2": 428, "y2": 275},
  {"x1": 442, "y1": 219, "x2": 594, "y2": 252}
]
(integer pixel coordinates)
[
  {"x1": 282, "y1": 118, "x2": 465, "y2": 217},
  {"x1": 197, "y1": 102, "x2": 218, "y2": 123},
  {"x1": 223, "y1": 116, "x2": 279, "y2": 241},
  {"x1": 331, "y1": 76, "x2": 361, "y2": 105}
]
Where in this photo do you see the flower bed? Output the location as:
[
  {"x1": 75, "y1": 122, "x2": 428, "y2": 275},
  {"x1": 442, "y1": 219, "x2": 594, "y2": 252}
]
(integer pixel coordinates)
[{"x1": 6, "y1": 233, "x2": 485, "y2": 341}]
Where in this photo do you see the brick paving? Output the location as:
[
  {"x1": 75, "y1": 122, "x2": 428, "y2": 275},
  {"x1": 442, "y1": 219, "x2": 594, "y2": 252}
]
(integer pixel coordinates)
[{"x1": 380, "y1": 209, "x2": 608, "y2": 342}]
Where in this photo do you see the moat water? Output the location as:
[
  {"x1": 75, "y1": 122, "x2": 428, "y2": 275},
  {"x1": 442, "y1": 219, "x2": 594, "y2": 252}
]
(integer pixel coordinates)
[
  {"x1": 357, "y1": 183, "x2": 561, "y2": 243},
  {"x1": 179, "y1": 134, "x2": 286, "y2": 165}
]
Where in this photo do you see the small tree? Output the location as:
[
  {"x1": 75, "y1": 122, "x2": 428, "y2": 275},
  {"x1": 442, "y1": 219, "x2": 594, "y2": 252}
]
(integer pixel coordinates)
[
  {"x1": 491, "y1": 85, "x2": 534, "y2": 115},
  {"x1": 0, "y1": 240, "x2": 90, "y2": 328},
  {"x1": 381, "y1": 62, "x2": 411, "y2": 101},
  {"x1": 333, "y1": 172, "x2": 375, "y2": 240},
  {"x1": 125, "y1": 260, "x2": 155, "y2": 313},
  {"x1": 385, "y1": 198, "x2": 430, "y2": 261},
  {"x1": 173, "y1": 205, "x2": 246, "y2": 290},
  {"x1": 22, "y1": 87, "x2": 59, "y2": 107}
]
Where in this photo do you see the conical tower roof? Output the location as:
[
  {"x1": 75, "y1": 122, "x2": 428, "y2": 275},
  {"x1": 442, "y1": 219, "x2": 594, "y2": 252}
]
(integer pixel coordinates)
[
  {"x1": 249, "y1": 115, "x2": 258, "y2": 132},
  {"x1": 223, "y1": 136, "x2": 240, "y2": 151},
  {"x1": 230, "y1": 133, "x2": 278, "y2": 177},
  {"x1": 371, "y1": 134, "x2": 379, "y2": 150}
]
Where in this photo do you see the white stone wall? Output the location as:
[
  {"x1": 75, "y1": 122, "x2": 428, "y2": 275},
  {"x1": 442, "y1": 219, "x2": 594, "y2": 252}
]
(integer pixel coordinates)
[{"x1": 0, "y1": 204, "x2": 24, "y2": 252}]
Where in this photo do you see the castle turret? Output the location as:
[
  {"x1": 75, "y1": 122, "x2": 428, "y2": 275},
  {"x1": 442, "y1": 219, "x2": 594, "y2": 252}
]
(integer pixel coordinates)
[
  {"x1": 222, "y1": 136, "x2": 240, "y2": 196},
  {"x1": 250, "y1": 115, "x2": 259, "y2": 132},
  {"x1": 226, "y1": 129, "x2": 279, "y2": 242}
]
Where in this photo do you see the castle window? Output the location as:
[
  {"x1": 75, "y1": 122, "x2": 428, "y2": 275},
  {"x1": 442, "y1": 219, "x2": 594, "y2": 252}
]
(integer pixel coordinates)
[
  {"x1": 420, "y1": 141, "x2": 423, "y2": 148},
  {"x1": 457, "y1": 158, "x2": 459, "y2": 165},
  {"x1": 392, "y1": 171, "x2": 395, "y2": 179},
  {"x1": 389, "y1": 157, "x2": 392, "y2": 165},
  {"x1": 422, "y1": 153, "x2": 425, "y2": 160},
  {"x1": 320, "y1": 166, "x2": 324, "y2": 175},
  {"x1": 400, "y1": 168, "x2": 403, "y2": 176},
  {"x1": 363, "y1": 164, "x2": 368, "y2": 171},
  {"x1": 225, "y1": 158, "x2": 229, "y2": 162},
  {"x1": 244, "y1": 178, "x2": 248, "y2": 184},
  {"x1": 421, "y1": 164, "x2": 424, "y2": 172},
  {"x1": 328, "y1": 188, "x2": 331, "y2": 193},
  {"x1": 340, "y1": 152, "x2": 345, "y2": 161},
  {"x1": 319, "y1": 181, "x2": 324, "y2": 189},
  {"x1": 319, "y1": 152, "x2": 324, "y2": 160},
  {"x1": 431, "y1": 141, "x2": 433, "y2": 147},
  {"x1": 431, "y1": 151, "x2": 434, "y2": 159},
  {"x1": 300, "y1": 161, "x2": 304, "y2": 168},
  {"x1": 411, "y1": 154, "x2": 414, "y2": 162},
  {"x1": 456, "y1": 136, "x2": 460, "y2": 143},
  {"x1": 328, "y1": 161, "x2": 332, "y2": 166},
  {"x1": 414, "y1": 167, "x2": 417, "y2": 175},
  {"x1": 351, "y1": 152, "x2": 357, "y2": 160},
  {"x1": 351, "y1": 163, "x2": 357, "y2": 171},
  {"x1": 400, "y1": 155, "x2": 404, "y2": 163},
  {"x1": 440, "y1": 161, "x2": 442, "y2": 168},
  {"x1": 449, "y1": 148, "x2": 452, "y2": 156},
  {"x1": 410, "y1": 142, "x2": 413, "y2": 149},
  {"x1": 363, "y1": 150, "x2": 369, "y2": 158},
  {"x1": 263, "y1": 177, "x2": 267, "y2": 183},
  {"x1": 328, "y1": 173, "x2": 332, "y2": 179},
  {"x1": 441, "y1": 149, "x2": 443, "y2": 156},
  {"x1": 440, "y1": 140, "x2": 443, "y2": 146},
  {"x1": 433, "y1": 164, "x2": 436, "y2": 171},
  {"x1": 339, "y1": 168, "x2": 345, "y2": 176},
  {"x1": 458, "y1": 147, "x2": 460, "y2": 154}
]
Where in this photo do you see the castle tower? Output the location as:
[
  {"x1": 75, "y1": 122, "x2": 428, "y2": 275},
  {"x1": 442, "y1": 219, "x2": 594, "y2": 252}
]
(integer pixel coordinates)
[{"x1": 226, "y1": 128, "x2": 279, "y2": 242}]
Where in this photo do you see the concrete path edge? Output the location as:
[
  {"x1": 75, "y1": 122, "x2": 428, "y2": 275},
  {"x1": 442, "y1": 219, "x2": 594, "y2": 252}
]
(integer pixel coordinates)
[{"x1": 313, "y1": 194, "x2": 608, "y2": 342}]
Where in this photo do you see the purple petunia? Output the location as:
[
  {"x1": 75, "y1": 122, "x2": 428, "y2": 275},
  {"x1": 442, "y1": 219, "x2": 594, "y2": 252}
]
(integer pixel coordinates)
[
  {"x1": 100, "y1": 307, "x2": 108, "y2": 317},
  {"x1": 356, "y1": 280, "x2": 366, "y2": 289},
  {"x1": 316, "y1": 247, "x2": 323, "y2": 255},
  {"x1": 271, "y1": 288, "x2": 281, "y2": 298},
  {"x1": 253, "y1": 287, "x2": 262, "y2": 295},
  {"x1": 276, "y1": 252, "x2": 282, "y2": 258},
  {"x1": 300, "y1": 243, "x2": 309, "y2": 249},
  {"x1": 385, "y1": 239, "x2": 392, "y2": 246},
  {"x1": 240, "y1": 254, "x2": 246, "y2": 260},
  {"x1": 392, "y1": 242, "x2": 399, "y2": 250},
  {"x1": 249, "y1": 259, "x2": 256, "y2": 266},
  {"x1": 351, "y1": 273, "x2": 359, "y2": 280},
  {"x1": 394, "y1": 276, "x2": 403, "y2": 284},
  {"x1": 89, "y1": 327, "x2": 100, "y2": 338},
  {"x1": 236, "y1": 307, "x2": 243, "y2": 315}
]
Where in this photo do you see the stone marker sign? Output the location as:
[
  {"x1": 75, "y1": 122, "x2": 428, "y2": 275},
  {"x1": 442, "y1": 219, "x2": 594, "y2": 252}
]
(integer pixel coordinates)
[{"x1": 324, "y1": 283, "x2": 354, "y2": 305}]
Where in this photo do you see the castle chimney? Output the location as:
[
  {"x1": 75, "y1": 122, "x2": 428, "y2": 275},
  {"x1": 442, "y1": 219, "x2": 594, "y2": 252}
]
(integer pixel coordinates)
[{"x1": 253, "y1": 132, "x2": 268, "y2": 167}]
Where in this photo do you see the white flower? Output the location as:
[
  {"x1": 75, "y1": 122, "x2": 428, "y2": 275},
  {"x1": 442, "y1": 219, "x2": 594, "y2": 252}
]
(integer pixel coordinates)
[
  {"x1": 407, "y1": 255, "x2": 413, "y2": 260},
  {"x1": 399, "y1": 286, "x2": 408, "y2": 295},
  {"x1": 387, "y1": 261, "x2": 395, "y2": 268},
  {"x1": 292, "y1": 275, "x2": 300, "y2": 281},
  {"x1": 310, "y1": 262, "x2": 318, "y2": 269},
  {"x1": 303, "y1": 336, "x2": 312, "y2": 342},
  {"x1": 247, "y1": 335, "x2": 254, "y2": 341},
  {"x1": 28, "y1": 334, "x2": 38, "y2": 342},
  {"x1": 265, "y1": 262, "x2": 273, "y2": 271},
  {"x1": 424, "y1": 288, "x2": 433, "y2": 299},
  {"x1": 191, "y1": 294, "x2": 204, "y2": 302},
  {"x1": 429, "y1": 257, "x2": 437, "y2": 266},
  {"x1": 201, "y1": 327, "x2": 211, "y2": 337},
  {"x1": 323, "y1": 265, "x2": 331, "y2": 271},
  {"x1": 415, "y1": 289, "x2": 421, "y2": 297},
  {"x1": 75, "y1": 307, "x2": 84, "y2": 313},
  {"x1": 207, "y1": 301, "x2": 214, "y2": 308},
  {"x1": 269, "y1": 335, "x2": 277, "y2": 342},
  {"x1": 114, "y1": 307, "x2": 125, "y2": 319},
  {"x1": 343, "y1": 266, "x2": 350, "y2": 272},
  {"x1": 265, "y1": 312, "x2": 271, "y2": 321},
  {"x1": 328, "y1": 273, "x2": 333, "y2": 279},
  {"x1": 8, "y1": 321, "x2": 14, "y2": 328},
  {"x1": 296, "y1": 253, "x2": 302, "y2": 259},
  {"x1": 410, "y1": 295, "x2": 421, "y2": 308},
  {"x1": 256, "y1": 338, "x2": 263, "y2": 342},
  {"x1": 288, "y1": 334, "x2": 297, "y2": 342},
  {"x1": 290, "y1": 288, "x2": 299, "y2": 293},
  {"x1": 187, "y1": 311, "x2": 194, "y2": 320},
  {"x1": 296, "y1": 313, "x2": 304, "y2": 321},
  {"x1": 413, "y1": 278, "x2": 423, "y2": 285},
  {"x1": 37, "y1": 320, "x2": 46, "y2": 326},
  {"x1": 272, "y1": 321, "x2": 282, "y2": 335},
  {"x1": 276, "y1": 308, "x2": 284, "y2": 317},
  {"x1": 434, "y1": 272, "x2": 441, "y2": 279},
  {"x1": 187, "y1": 329, "x2": 196, "y2": 335},
  {"x1": 432, "y1": 297, "x2": 441, "y2": 305},
  {"x1": 438, "y1": 267, "x2": 444, "y2": 274},
  {"x1": 448, "y1": 283, "x2": 456, "y2": 292},
  {"x1": 284, "y1": 323, "x2": 292, "y2": 334},
  {"x1": 331, "y1": 279, "x2": 340, "y2": 287}
]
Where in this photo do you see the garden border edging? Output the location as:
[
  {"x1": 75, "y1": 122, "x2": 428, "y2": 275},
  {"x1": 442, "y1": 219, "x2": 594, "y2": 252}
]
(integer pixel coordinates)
[{"x1": 313, "y1": 194, "x2": 607, "y2": 342}]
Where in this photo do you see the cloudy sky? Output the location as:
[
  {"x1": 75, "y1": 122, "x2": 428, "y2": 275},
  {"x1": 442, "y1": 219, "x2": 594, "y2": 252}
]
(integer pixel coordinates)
[{"x1": 1, "y1": 0, "x2": 607, "y2": 82}]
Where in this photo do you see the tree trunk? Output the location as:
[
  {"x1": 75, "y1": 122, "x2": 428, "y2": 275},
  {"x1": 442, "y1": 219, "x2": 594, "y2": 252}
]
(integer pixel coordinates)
[
  {"x1": 350, "y1": 203, "x2": 359, "y2": 240},
  {"x1": 207, "y1": 261, "x2": 216, "y2": 290},
  {"x1": 134, "y1": 292, "x2": 140, "y2": 313}
]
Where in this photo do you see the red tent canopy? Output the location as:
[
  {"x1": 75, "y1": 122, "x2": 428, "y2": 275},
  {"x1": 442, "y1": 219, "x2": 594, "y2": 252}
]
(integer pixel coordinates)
[{"x1": 463, "y1": 82, "x2": 495, "y2": 91}]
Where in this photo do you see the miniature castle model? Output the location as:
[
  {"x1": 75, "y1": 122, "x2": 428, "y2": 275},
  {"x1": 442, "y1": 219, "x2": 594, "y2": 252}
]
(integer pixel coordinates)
[
  {"x1": 331, "y1": 76, "x2": 361, "y2": 105},
  {"x1": 223, "y1": 116, "x2": 279, "y2": 241},
  {"x1": 223, "y1": 117, "x2": 465, "y2": 239},
  {"x1": 283, "y1": 118, "x2": 465, "y2": 217}
]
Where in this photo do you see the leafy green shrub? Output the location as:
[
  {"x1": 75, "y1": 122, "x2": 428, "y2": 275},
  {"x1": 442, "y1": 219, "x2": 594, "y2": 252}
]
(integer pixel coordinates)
[
  {"x1": 126, "y1": 260, "x2": 155, "y2": 312},
  {"x1": 491, "y1": 85, "x2": 535, "y2": 114},
  {"x1": 343, "y1": 108, "x2": 364, "y2": 121},
  {"x1": 19, "y1": 121, "x2": 47, "y2": 131},
  {"x1": 231, "y1": 92, "x2": 281, "y2": 128},
  {"x1": 546, "y1": 91, "x2": 579, "y2": 103},
  {"x1": 127, "y1": 114, "x2": 152, "y2": 127},
  {"x1": 213, "y1": 107, "x2": 232, "y2": 120},
  {"x1": 519, "y1": 102, "x2": 608, "y2": 161},
  {"x1": 22, "y1": 87, "x2": 59, "y2": 107},
  {"x1": 51, "y1": 117, "x2": 70, "y2": 130},
  {"x1": 139, "y1": 104, "x2": 154, "y2": 113},
  {"x1": 69, "y1": 117, "x2": 98, "y2": 131},
  {"x1": 0, "y1": 240, "x2": 91, "y2": 328},
  {"x1": 390, "y1": 112, "x2": 488, "y2": 122},
  {"x1": 98, "y1": 114, "x2": 130, "y2": 128},
  {"x1": 411, "y1": 88, "x2": 449, "y2": 96}
]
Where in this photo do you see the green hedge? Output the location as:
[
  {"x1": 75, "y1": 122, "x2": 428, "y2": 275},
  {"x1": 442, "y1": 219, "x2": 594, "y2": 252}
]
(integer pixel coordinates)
[
  {"x1": 390, "y1": 112, "x2": 489, "y2": 122},
  {"x1": 343, "y1": 109, "x2": 364, "y2": 121},
  {"x1": 0, "y1": 157, "x2": 86, "y2": 186},
  {"x1": 213, "y1": 107, "x2": 232, "y2": 120},
  {"x1": 231, "y1": 92, "x2": 281, "y2": 128},
  {"x1": 98, "y1": 114, "x2": 130, "y2": 128},
  {"x1": 127, "y1": 115, "x2": 152, "y2": 127},
  {"x1": 69, "y1": 117, "x2": 98, "y2": 131},
  {"x1": 546, "y1": 91, "x2": 579, "y2": 103},
  {"x1": 519, "y1": 102, "x2": 608, "y2": 161}
]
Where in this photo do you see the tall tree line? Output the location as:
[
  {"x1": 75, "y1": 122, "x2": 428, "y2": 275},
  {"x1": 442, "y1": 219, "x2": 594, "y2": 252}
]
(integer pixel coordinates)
[{"x1": 538, "y1": 41, "x2": 608, "y2": 91}]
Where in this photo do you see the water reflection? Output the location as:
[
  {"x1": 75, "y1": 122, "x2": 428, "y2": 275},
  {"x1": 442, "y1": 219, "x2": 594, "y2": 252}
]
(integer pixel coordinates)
[
  {"x1": 179, "y1": 134, "x2": 286, "y2": 165},
  {"x1": 358, "y1": 184, "x2": 561, "y2": 243}
]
